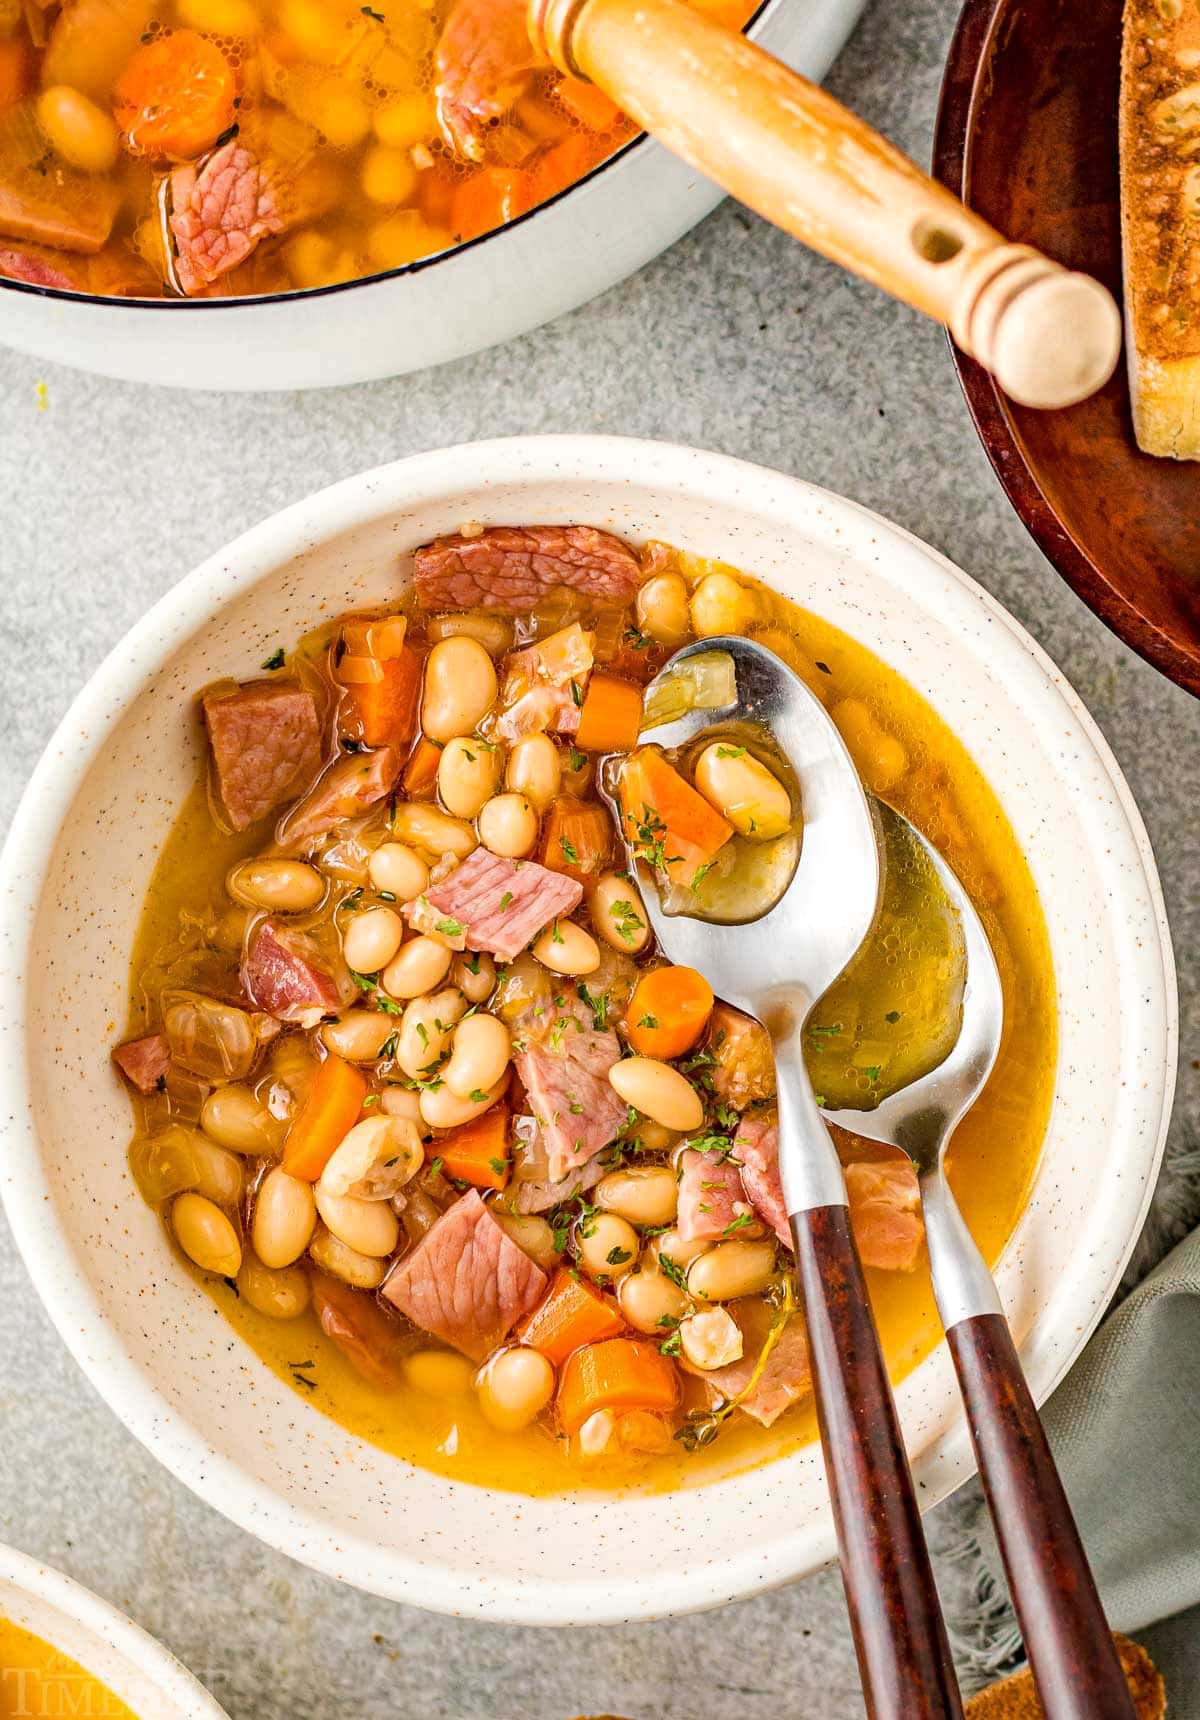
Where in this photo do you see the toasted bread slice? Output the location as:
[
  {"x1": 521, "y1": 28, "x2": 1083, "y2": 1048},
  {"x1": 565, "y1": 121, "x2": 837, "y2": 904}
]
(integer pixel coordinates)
[
  {"x1": 1121, "y1": 0, "x2": 1200, "y2": 457},
  {"x1": 964, "y1": 1634, "x2": 1165, "y2": 1718}
]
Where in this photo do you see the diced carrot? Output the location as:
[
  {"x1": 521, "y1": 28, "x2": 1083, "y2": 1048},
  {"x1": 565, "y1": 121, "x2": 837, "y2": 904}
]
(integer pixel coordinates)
[
  {"x1": 402, "y1": 735, "x2": 443, "y2": 799},
  {"x1": 532, "y1": 133, "x2": 596, "y2": 205},
  {"x1": 518, "y1": 1268, "x2": 624, "y2": 1366},
  {"x1": 418, "y1": 164, "x2": 457, "y2": 229},
  {"x1": 557, "y1": 1337, "x2": 680, "y2": 1434},
  {"x1": 337, "y1": 630, "x2": 423, "y2": 750},
  {"x1": 539, "y1": 796, "x2": 612, "y2": 884},
  {"x1": 0, "y1": 37, "x2": 30, "y2": 115},
  {"x1": 451, "y1": 167, "x2": 534, "y2": 242},
  {"x1": 619, "y1": 747, "x2": 734, "y2": 889},
  {"x1": 114, "y1": 31, "x2": 237, "y2": 160},
  {"x1": 556, "y1": 76, "x2": 621, "y2": 132},
  {"x1": 282, "y1": 1055, "x2": 368, "y2": 1181},
  {"x1": 573, "y1": 672, "x2": 642, "y2": 753},
  {"x1": 625, "y1": 965, "x2": 715, "y2": 1060},
  {"x1": 430, "y1": 1105, "x2": 510, "y2": 1190}
]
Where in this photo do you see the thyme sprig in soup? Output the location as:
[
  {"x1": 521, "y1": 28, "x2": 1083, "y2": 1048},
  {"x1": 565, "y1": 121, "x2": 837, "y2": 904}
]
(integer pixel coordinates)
[{"x1": 115, "y1": 525, "x2": 1055, "y2": 1494}]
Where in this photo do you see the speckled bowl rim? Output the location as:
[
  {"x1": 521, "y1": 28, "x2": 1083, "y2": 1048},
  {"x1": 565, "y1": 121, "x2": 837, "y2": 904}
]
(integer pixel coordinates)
[
  {"x1": 0, "y1": 1542, "x2": 228, "y2": 1719},
  {"x1": 0, "y1": 436, "x2": 1177, "y2": 1623}
]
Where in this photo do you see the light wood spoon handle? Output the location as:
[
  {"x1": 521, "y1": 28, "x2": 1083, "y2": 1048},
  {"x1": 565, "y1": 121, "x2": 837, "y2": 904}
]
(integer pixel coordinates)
[{"x1": 528, "y1": 0, "x2": 1121, "y2": 408}]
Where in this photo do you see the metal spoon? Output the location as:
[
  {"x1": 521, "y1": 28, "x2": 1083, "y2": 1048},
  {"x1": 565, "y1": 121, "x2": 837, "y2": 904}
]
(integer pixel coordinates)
[
  {"x1": 603, "y1": 636, "x2": 963, "y2": 1720},
  {"x1": 827, "y1": 808, "x2": 1134, "y2": 1720}
]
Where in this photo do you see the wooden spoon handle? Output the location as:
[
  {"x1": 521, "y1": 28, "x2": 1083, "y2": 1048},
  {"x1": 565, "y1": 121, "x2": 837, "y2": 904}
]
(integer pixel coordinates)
[
  {"x1": 792, "y1": 1205, "x2": 963, "y2": 1719},
  {"x1": 946, "y1": 1314, "x2": 1136, "y2": 1719},
  {"x1": 528, "y1": 0, "x2": 1120, "y2": 408}
]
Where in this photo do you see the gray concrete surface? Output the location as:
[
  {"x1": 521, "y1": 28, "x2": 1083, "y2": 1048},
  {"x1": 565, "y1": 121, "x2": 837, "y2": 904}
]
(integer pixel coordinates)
[{"x1": 0, "y1": 0, "x2": 1197, "y2": 1715}]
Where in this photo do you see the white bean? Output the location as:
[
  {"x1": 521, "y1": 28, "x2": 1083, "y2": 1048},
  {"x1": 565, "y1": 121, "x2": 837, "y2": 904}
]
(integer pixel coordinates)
[
  {"x1": 476, "y1": 1347, "x2": 555, "y2": 1432},
  {"x1": 389, "y1": 802, "x2": 477, "y2": 862},
  {"x1": 693, "y1": 743, "x2": 792, "y2": 841},
  {"x1": 451, "y1": 950, "x2": 496, "y2": 1003},
  {"x1": 687, "y1": 1237, "x2": 777, "y2": 1302},
  {"x1": 189, "y1": 1138, "x2": 246, "y2": 1208},
  {"x1": 36, "y1": 84, "x2": 119, "y2": 172},
  {"x1": 608, "y1": 1058, "x2": 704, "y2": 1132},
  {"x1": 368, "y1": 842, "x2": 429, "y2": 900},
  {"x1": 617, "y1": 1268, "x2": 689, "y2": 1334},
  {"x1": 690, "y1": 571, "x2": 757, "y2": 638},
  {"x1": 421, "y1": 636, "x2": 498, "y2": 741},
  {"x1": 418, "y1": 1077, "x2": 506, "y2": 1129},
  {"x1": 252, "y1": 1167, "x2": 317, "y2": 1269},
  {"x1": 438, "y1": 736, "x2": 500, "y2": 819},
  {"x1": 237, "y1": 1255, "x2": 310, "y2": 1320},
  {"x1": 200, "y1": 1085, "x2": 284, "y2": 1155},
  {"x1": 318, "y1": 1114, "x2": 424, "y2": 1200},
  {"x1": 596, "y1": 1164, "x2": 678, "y2": 1228},
  {"x1": 680, "y1": 1307, "x2": 744, "y2": 1368},
  {"x1": 320, "y1": 1010, "x2": 397, "y2": 1063},
  {"x1": 635, "y1": 571, "x2": 690, "y2": 647},
  {"x1": 342, "y1": 905, "x2": 404, "y2": 974},
  {"x1": 505, "y1": 734, "x2": 561, "y2": 808},
  {"x1": 477, "y1": 792, "x2": 539, "y2": 859},
  {"x1": 491, "y1": 1212, "x2": 560, "y2": 1271},
  {"x1": 396, "y1": 986, "x2": 467, "y2": 1078},
  {"x1": 382, "y1": 935, "x2": 454, "y2": 1001},
  {"x1": 173, "y1": 1192, "x2": 241, "y2": 1277},
  {"x1": 589, "y1": 873, "x2": 650, "y2": 954},
  {"x1": 227, "y1": 858, "x2": 325, "y2": 912},
  {"x1": 404, "y1": 1349, "x2": 476, "y2": 1396},
  {"x1": 315, "y1": 1186, "x2": 400, "y2": 1257},
  {"x1": 380, "y1": 1085, "x2": 424, "y2": 1125},
  {"x1": 426, "y1": 611, "x2": 514, "y2": 656},
  {"x1": 531, "y1": 919, "x2": 600, "y2": 977},
  {"x1": 442, "y1": 1013, "x2": 511, "y2": 1099},
  {"x1": 308, "y1": 1225, "x2": 386, "y2": 1289},
  {"x1": 648, "y1": 1227, "x2": 711, "y2": 1273},
  {"x1": 576, "y1": 1211, "x2": 639, "y2": 1282}
]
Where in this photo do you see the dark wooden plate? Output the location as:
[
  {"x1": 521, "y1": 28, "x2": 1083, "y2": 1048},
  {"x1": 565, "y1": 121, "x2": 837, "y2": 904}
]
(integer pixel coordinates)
[{"x1": 934, "y1": 0, "x2": 1200, "y2": 697}]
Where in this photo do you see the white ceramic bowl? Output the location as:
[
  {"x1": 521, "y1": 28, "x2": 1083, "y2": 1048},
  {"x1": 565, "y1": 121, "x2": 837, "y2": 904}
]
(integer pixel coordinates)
[
  {"x1": 0, "y1": 1542, "x2": 227, "y2": 1719},
  {"x1": 0, "y1": 0, "x2": 864, "y2": 392},
  {"x1": 0, "y1": 437, "x2": 1176, "y2": 1624}
]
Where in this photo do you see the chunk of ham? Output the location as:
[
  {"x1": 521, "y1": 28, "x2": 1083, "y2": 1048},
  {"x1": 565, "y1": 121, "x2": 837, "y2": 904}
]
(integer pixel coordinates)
[
  {"x1": 310, "y1": 1271, "x2": 410, "y2": 1389},
  {"x1": 434, "y1": 0, "x2": 542, "y2": 161},
  {"x1": 278, "y1": 747, "x2": 401, "y2": 849},
  {"x1": 111, "y1": 1032, "x2": 170, "y2": 1095},
  {"x1": 382, "y1": 1189, "x2": 547, "y2": 1360},
  {"x1": 414, "y1": 526, "x2": 641, "y2": 613},
  {"x1": 514, "y1": 999, "x2": 628, "y2": 1183},
  {"x1": 495, "y1": 623, "x2": 594, "y2": 741},
  {"x1": 709, "y1": 1003, "x2": 775, "y2": 1110},
  {"x1": 735, "y1": 1117, "x2": 925, "y2": 1272},
  {"x1": 406, "y1": 847, "x2": 582, "y2": 961},
  {"x1": 683, "y1": 1298, "x2": 811, "y2": 1427},
  {"x1": 170, "y1": 139, "x2": 285, "y2": 298},
  {"x1": 201, "y1": 679, "x2": 322, "y2": 832},
  {"x1": 676, "y1": 1145, "x2": 756, "y2": 1244},
  {"x1": 0, "y1": 244, "x2": 81, "y2": 290},
  {"x1": 243, "y1": 920, "x2": 343, "y2": 1026}
]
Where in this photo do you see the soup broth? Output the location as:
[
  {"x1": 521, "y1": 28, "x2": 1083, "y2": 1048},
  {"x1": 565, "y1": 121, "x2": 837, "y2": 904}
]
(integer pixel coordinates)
[
  {"x1": 118, "y1": 531, "x2": 1055, "y2": 1496},
  {"x1": 0, "y1": 1621, "x2": 138, "y2": 1720}
]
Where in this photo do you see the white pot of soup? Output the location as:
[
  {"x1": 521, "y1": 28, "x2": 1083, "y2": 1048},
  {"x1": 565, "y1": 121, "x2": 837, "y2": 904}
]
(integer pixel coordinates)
[
  {"x1": 0, "y1": 0, "x2": 866, "y2": 390},
  {"x1": 0, "y1": 438, "x2": 1175, "y2": 1620}
]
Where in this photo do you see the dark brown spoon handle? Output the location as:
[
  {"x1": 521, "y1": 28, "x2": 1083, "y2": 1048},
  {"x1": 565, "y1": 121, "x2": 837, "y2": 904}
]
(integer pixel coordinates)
[
  {"x1": 791, "y1": 1204, "x2": 963, "y2": 1719},
  {"x1": 945, "y1": 1314, "x2": 1135, "y2": 1719}
]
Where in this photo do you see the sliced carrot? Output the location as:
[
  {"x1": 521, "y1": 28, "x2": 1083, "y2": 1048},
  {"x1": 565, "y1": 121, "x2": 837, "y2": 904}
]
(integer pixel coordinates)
[
  {"x1": 282, "y1": 1054, "x2": 368, "y2": 1182},
  {"x1": 625, "y1": 965, "x2": 715, "y2": 1060},
  {"x1": 430, "y1": 1105, "x2": 510, "y2": 1191},
  {"x1": 402, "y1": 735, "x2": 443, "y2": 799},
  {"x1": 539, "y1": 796, "x2": 612, "y2": 884},
  {"x1": 556, "y1": 77, "x2": 621, "y2": 132},
  {"x1": 336, "y1": 619, "x2": 423, "y2": 750},
  {"x1": 114, "y1": 31, "x2": 237, "y2": 160},
  {"x1": 557, "y1": 1337, "x2": 680, "y2": 1435},
  {"x1": 619, "y1": 746, "x2": 733, "y2": 889},
  {"x1": 573, "y1": 672, "x2": 642, "y2": 753},
  {"x1": 518, "y1": 1268, "x2": 623, "y2": 1366},
  {"x1": 418, "y1": 164, "x2": 457, "y2": 229},
  {"x1": 531, "y1": 133, "x2": 596, "y2": 205},
  {"x1": 451, "y1": 167, "x2": 534, "y2": 241}
]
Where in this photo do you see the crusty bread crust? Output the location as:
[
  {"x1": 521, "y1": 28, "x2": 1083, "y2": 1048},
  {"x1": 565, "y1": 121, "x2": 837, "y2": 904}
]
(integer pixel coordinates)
[{"x1": 963, "y1": 1633, "x2": 1165, "y2": 1718}]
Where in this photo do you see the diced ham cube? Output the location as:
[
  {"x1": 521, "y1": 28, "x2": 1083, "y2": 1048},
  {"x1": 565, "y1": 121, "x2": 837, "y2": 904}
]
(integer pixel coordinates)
[
  {"x1": 170, "y1": 140, "x2": 285, "y2": 298},
  {"x1": 382, "y1": 1189, "x2": 547, "y2": 1360},
  {"x1": 111, "y1": 1032, "x2": 170, "y2": 1095},
  {"x1": 495, "y1": 623, "x2": 594, "y2": 742},
  {"x1": 676, "y1": 1146, "x2": 756, "y2": 1244},
  {"x1": 843, "y1": 1159, "x2": 924, "y2": 1274},
  {"x1": 684, "y1": 1299, "x2": 811, "y2": 1427},
  {"x1": 243, "y1": 920, "x2": 343, "y2": 1025},
  {"x1": 407, "y1": 847, "x2": 582, "y2": 962},
  {"x1": 201, "y1": 680, "x2": 322, "y2": 832},
  {"x1": 414, "y1": 526, "x2": 641, "y2": 613},
  {"x1": 515, "y1": 1002, "x2": 628, "y2": 1184},
  {"x1": 709, "y1": 1003, "x2": 775, "y2": 1110},
  {"x1": 734, "y1": 1116, "x2": 789, "y2": 1247},
  {"x1": 0, "y1": 244, "x2": 82, "y2": 290},
  {"x1": 278, "y1": 747, "x2": 401, "y2": 849}
]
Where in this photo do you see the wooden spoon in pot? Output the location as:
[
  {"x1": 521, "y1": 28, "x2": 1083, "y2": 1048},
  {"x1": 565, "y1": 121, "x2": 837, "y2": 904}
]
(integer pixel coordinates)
[{"x1": 526, "y1": 0, "x2": 1120, "y2": 410}]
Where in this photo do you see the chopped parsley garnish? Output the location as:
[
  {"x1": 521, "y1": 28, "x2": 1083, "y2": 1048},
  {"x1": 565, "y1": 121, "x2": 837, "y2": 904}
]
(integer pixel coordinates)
[
  {"x1": 260, "y1": 647, "x2": 286, "y2": 671},
  {"x1": 638, "y1": 1013, "x2": 659, "y2": 1030},
  {"x1": 550, "y1": 919, "x2": 564, "y2": 944},
  {"x1": 464, "y1": 953, "x2": 481, "y2": 975},
  {"x1": 378, "y1": 890, "x2": 397, "y2": 902},
  {"x1": 690, "y1": 862, "x2": 712, "y2": 894},
  {"x1": 470, "y1": 1088, "x2": 489, "y2": 1103},
  {"x1": 361, "y1": 5, "x2": 384, "y2": 17},
  {"x1": 864, "y1": 1065, "x2": 882, "y2": 1083},
  {"x1": 435, "y1": 917, "x2": 464, "y2": 938},
  {"x1": 624, "y1": 625, "x2": 653, "y2": 651},
  {"x1": 560, "y1": 836, "x2": 579, "y2": 865},
  {"x1": 568, "y1": 747, "x2": 586, "y2": 773},
  {"x1": 488, "y1": 1157, "x2": 508, "y2": 1176},
  {"x1": 715, "y1": 745, "x2": 746, "y2": 758},
  {"x1": 576, "y1": 981, "x2": 608, "y2": 1031},
  {"x1": 660, "y1": 1329, "x2": 682, "y2": 1356},
  {"x1": 499, "y1": 891, "x2": 513, "y2": 911},
  {"x1": 609, "y1": 899, "x2": 645, "y2": 945},
  {"x1": 606, "y1": 1246, "x2": 632, "y2": 1266},
  {"x1": 569, "y1": 678, "x2": 584, "y2": 708},
  {"x1": 429, "y1": 1156, "x2": 444, "y2": 1178},
  {"x1": 722, "y1": 1212, "x2": 755, "y2": 1236},
  {"x1": 809, "y1": 1022, "x2": 843, "y2": 1039},
  {"x1": 348, "y1": 970, "x2": 403, "y2": 1015},
  {"x1": 362, "y1": 1093, "x2": 380, "y2": 1107},
  {"x1": 415, "y1": 1021, "x2": 429, "y2": 1046},
  {"x1": 885, "y1": 1010, "x2": 901, "y2": 1024},
  {"x1": 658, "y1": 1253, "x2": 689, "y2": 1292}
]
